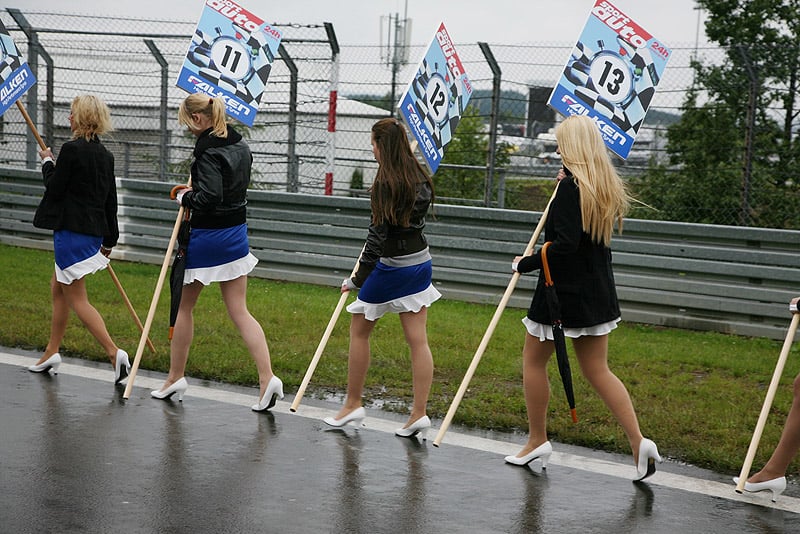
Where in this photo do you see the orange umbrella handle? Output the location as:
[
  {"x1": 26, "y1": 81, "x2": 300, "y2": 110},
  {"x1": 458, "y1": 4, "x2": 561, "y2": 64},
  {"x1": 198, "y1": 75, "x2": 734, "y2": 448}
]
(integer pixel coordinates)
[{"x1": 541, "y1": 241, "x2": 554, "y2": 287}]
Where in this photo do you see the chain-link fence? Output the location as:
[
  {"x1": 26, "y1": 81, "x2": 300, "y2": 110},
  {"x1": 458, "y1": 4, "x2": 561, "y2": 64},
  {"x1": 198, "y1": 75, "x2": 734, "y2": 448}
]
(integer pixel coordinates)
[{"x1": 3, "y1": 8, "x2": 795, "y2": 228}]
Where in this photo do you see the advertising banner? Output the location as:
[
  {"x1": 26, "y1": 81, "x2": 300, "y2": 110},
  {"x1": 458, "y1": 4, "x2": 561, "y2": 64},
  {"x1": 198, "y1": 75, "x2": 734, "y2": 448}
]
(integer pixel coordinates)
[
  {"x1": 548, "y1": 0, "x2": 671, "y2": 159},
  {"x1": 0, "y1": 19, "x2": 36, "y2": 116},
  {"x1": 398, "y1": 22, "x2": 473, "y2": 174},
  {"x1": 176, "y1": 0, "x2": 282, "y2": 126}
]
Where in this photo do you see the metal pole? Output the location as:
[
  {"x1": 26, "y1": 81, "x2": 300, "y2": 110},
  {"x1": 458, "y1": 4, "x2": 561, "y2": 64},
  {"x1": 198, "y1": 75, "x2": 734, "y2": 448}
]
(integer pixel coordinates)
[
  {"x1": 144, "y1": 39, "x2": 168, "y2": 181},
  {"x1": 738, "y1": 45, "x2": 756, "y2": 227},
  {"x1": 324, "y1": 22, "x2": 339, "y2": 196},
  {"x1": 8, "y1": 9, "x2": 38, "y2": 169},
  {"x1": 478, "y1": 42, "x2": 501, "y2": 208},
  {"x1": 278, "y1": 44, "x2": 299, "y2": 192}
]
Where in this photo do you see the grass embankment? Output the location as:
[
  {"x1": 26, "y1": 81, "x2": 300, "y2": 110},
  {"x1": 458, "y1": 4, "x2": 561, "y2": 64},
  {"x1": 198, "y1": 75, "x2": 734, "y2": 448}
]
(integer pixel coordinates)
[{"x1": 2, "y1": 243, "x2": 798, "y2": 476}]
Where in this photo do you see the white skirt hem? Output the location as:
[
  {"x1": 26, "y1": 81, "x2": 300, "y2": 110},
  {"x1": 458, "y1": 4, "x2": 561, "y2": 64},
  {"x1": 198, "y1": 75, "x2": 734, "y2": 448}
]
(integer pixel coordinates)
[
  {"x1": 522, "y1": 316, "x2": 621, "y2": 341},
  {"x1": 347, "y1": 285, "x2": 442, "y2": 321},
  {"x1": 55, "y1": 252, "x2": 109, "y2": 285},
  {"x1": 184, "y1": 253, "x2": 258, "y2": 286}
]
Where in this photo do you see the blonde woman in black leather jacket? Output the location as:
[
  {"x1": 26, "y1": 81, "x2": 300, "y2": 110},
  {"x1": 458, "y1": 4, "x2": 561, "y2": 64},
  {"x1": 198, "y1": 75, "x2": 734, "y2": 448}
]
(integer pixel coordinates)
[{"x1": 150, "y1": 94, "x2": 283, "y2": 411}]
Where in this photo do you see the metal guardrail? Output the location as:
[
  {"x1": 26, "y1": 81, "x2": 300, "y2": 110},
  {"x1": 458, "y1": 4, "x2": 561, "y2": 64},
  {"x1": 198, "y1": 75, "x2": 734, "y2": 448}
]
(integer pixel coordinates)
[{"x1": 2, "y1": 167, "x2": 799, "y2": 340}]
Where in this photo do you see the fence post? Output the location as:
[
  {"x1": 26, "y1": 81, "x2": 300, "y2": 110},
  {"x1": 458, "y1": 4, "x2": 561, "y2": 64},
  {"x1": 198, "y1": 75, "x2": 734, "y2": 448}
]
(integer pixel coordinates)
[
  {"x1": 278, "y1": 43, "x2": 299, "y2": 193},
  {"x1": 738, "y1": 45, "x2": 757, "y2": 227},
  {"x1": 144, "y1": 39, "x2": 169, "y2": 182},
  {"x1": 478, "y1": 42, "x2": 501, "y2": 208},
  {"x1": 324, "y1": 23, "x2": 339, "y2": 196},
  {"x1": 8, "y1": 9, "x2": 39, "y2": 169}
]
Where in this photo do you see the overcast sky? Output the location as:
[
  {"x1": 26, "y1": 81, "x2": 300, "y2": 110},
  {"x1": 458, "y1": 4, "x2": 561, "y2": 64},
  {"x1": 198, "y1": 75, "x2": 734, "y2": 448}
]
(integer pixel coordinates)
[{"x1": 7, "y1": 0, "x2": 709, "y2": 48}]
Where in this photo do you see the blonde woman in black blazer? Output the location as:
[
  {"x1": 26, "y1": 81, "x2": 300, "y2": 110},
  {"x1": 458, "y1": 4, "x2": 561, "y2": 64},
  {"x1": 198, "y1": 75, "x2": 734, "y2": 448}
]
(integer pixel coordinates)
[
  {"x1": 506, "y1": 115, "x2": 661, "y2": 481},
  {"x1": 29, "y1": 94, "x2": 130, "y2": 383}
]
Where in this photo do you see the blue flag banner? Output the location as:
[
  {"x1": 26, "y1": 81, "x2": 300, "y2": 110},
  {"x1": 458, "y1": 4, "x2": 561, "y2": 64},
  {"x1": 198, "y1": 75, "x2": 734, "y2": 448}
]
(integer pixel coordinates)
[
  {"x1": 0, "y1": 19, "x2": 36, "y2": 116},
  {"x1": 398, "y1": 22, "x2": 473, "y2": 174},
  {"x1": 548, "y1": 0, "x2": 671, "y2": 159},
  {"x1": 176, "y1": 0, "x2": 282, "y2": 126}
]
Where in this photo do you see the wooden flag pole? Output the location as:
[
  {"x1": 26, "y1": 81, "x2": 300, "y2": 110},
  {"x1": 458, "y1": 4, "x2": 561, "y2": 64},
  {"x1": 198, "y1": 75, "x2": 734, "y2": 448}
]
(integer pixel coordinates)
[{"x1": 432, "y1": 183, "x2": 560, "y2": 447}]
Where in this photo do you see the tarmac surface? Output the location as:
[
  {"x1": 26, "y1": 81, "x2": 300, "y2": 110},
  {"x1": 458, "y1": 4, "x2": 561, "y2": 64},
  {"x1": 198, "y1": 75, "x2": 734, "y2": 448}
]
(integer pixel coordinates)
[{"x1": 2, "y1": 346, "x2": 800, "y2": 534}]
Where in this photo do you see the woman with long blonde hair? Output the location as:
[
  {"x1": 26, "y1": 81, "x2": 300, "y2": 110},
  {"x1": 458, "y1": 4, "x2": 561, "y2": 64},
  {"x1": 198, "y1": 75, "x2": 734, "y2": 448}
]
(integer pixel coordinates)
[{"x1": 506, "y1": 115, "x2": 661, "y2": 481}]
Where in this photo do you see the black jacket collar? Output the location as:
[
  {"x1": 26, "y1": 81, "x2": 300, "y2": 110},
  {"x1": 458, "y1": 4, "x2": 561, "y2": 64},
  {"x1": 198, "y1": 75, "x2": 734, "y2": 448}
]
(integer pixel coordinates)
[{"x1": 193, "y1": 125, "x2": 243, "y2": 158}]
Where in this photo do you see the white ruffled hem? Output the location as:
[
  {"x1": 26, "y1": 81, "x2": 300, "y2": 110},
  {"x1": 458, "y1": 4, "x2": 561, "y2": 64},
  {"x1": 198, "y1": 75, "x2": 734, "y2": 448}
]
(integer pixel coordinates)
[
  {"x1": 55, "y1": 252, "x2": 109, "y2": 285},
  {"x1": 522, "y1": 316, "x2": 620, "y2": 341},
  {"x1": 347, "y1": 284, "x2": 442, "y2": 321},
  {"x1": 184, "y1": 253, "x2": 258, "y2": 286}
]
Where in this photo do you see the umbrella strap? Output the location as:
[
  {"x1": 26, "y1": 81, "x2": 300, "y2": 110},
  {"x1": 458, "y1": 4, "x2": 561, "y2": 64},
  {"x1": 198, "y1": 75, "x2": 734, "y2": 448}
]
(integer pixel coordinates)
[{"x1": 541, "y1": 241, "x2": 554, "y2": 286}]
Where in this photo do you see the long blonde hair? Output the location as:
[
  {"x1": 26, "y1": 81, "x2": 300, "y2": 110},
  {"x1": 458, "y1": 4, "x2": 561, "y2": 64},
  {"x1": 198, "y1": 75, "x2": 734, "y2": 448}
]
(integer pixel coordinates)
[
  {"x1": 555, "y1": 115, "x2": 630, "y2": 246},
  {"x1": 178, "y1": 93, "x2": 228, "y2": 138},
  {"x1": 70, "y1": 95, "x2": 112, "y2": 141}
]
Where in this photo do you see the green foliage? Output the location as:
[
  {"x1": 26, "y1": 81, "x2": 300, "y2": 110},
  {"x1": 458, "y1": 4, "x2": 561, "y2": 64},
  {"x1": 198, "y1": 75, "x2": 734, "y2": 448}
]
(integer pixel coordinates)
[
  {"x1": 434, "y1": 105, "x2": 513, "y2": 202},
  {"x1": 349, "y1": 167, "x2": 364, "y2": 195},
  {"x1": 635, "y1": 0, "x2": 800, "y2": 228}
]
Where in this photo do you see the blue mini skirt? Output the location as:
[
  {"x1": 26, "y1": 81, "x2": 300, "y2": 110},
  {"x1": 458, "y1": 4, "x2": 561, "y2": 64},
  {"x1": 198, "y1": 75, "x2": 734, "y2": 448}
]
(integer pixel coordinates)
[
  {"x1": 183, "y1": 223, "x2": 257, "y2": 285},
  {"x1": 53, "y1": 229, "x2": 109, "y2": 284},
  {"x1": 347, "y1": 248, "x2": 441, "y2": 321}
]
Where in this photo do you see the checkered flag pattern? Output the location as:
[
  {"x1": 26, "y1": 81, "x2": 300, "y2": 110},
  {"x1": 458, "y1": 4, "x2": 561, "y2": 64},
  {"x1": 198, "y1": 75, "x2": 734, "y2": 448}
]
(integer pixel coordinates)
[{"x1": 564, "y1": 38, "x2": 659, "y2": 136}]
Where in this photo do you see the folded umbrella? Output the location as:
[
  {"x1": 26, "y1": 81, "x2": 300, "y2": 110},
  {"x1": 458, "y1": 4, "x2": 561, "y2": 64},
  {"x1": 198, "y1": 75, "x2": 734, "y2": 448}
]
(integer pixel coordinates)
[
  {"x1": 540, "y1": 241, "x2": 578, "y2": 423},
  {"x1": 168, "y1": 185, "x2": 191, "y2": 340}
]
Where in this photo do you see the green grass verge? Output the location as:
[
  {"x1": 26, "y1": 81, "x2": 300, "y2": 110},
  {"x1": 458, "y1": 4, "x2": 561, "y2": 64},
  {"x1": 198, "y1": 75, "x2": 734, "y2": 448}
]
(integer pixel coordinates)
[{"x1": 2, "y1": 243, "x2": 798, "y2": 475}]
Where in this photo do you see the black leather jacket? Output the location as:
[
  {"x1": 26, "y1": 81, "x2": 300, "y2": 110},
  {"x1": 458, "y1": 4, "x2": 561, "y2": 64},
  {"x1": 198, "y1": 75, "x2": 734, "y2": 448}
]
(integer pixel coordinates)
[
  {"x1": 181, "y1": 125, "x2": 250, "y2": 229},
  {"x1": 352, "y1": 179, "x2": 432, "y2": 287}
]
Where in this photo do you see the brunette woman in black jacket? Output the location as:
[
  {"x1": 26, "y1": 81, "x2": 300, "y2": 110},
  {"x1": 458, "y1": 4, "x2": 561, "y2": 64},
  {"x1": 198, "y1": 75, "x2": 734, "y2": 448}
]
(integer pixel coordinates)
[
  {"x1": 506, "y1": 115, "x2": 661, "y2": 481},
  {"x1": 323, "y1": 118, "x2": 440, "y2": 439},
  {"x1": 29, "y1": 94, "x2": 130, "y2": 383},
  {"x1": 150, "y1": 94, "x2": 283, "y2": 411}
]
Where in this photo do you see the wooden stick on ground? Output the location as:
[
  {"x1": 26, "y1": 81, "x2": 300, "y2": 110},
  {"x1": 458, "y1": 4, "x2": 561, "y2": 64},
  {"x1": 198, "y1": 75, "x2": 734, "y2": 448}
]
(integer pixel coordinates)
[
  {"x1": 432, "y1": 182, "x2": 560, "y2": 447},
  {"x1": 735, "y1": 298, "x2": 800, "y2": 493},
  {"x1": 122, "y1": 204, "x2": 186, "y2": 399}
]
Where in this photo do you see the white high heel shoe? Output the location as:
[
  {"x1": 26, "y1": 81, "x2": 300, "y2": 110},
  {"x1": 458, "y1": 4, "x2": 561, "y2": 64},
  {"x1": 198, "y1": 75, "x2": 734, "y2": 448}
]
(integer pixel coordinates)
[
  {"x1": 323, "y1": 406, "x2": 366, "y2": 428},
  {"x1": 151, "y1": 377, "x2": 188, "y2": 402},
  {"x1": 28, "y1": 353, "x2": 61, "y2": 374},
  {"x1": 635, "y1": 438, "x2": 663, "y2": 481},
  {"x1": 251, "y1": 376, "x2": 284, "y2": 412},
  {"x1": 395, "y1": 415, "x2": 431, "y2": 440},
  {"x1": 113, "y1": 349, "x2": 131, "y2": 384},
  {"x1": 733, "y1": 476, "x2": 786, "y2": 502},
  {"x1": 504, "y1": 441, "x2": 553, "y2": 468}
]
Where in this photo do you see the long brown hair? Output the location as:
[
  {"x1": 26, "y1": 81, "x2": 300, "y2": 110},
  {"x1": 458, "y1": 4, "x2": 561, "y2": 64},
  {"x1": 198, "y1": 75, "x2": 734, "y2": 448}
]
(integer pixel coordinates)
[{"x1": 370, "y1": 118, "x2": 433, "y2": 226}]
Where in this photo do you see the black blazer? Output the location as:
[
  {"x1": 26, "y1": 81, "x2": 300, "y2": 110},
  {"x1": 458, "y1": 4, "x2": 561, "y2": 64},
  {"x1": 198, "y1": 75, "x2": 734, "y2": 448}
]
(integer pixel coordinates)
[
  {"x1": 516, "y1": 177, "x2": 620, "y2": 328},
  {"x1": 33, "y1": 136, "x2": 119, "y2": 248}
]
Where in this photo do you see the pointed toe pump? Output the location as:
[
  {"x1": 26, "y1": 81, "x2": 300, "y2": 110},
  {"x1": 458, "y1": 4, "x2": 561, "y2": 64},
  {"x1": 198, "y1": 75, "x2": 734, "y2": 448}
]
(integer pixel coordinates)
[
  {"x1": 151, "y1": 377, "x2": 188, "y2": 402},
  {"x1": 323, "y1": 406, "x2": 366, "y2": 428},
  {"x1": 251, "y1": 376, "x2": 285, "y2": 412},
  {"x1": 635, "y1": 438, "x2": 663, "y2": 481},
  {"x1": 733, "y1": 476, "x2": 786, "y2": 502},
  {"x1": 504, "y1": 441, "x2": 553, "y2": 468},
  {"x1": 114, "y1": 349, "x2": 131, "y2": 384},
  {"x1": 28, "y1": 353, "x2": 62, "y2": 374},
  {"x1": 395, "y1": 415, "x2": 432, "y2": 440}
]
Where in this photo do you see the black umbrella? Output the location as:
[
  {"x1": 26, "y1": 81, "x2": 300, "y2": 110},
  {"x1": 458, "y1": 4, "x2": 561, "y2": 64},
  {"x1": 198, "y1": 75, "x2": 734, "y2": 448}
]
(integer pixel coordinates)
[
  {"x1": 168, "y1": 186, "x2": 191, "y2": 340},
  {"x1": 540, "y1": 241, "x2": 578, "y2": 423}
]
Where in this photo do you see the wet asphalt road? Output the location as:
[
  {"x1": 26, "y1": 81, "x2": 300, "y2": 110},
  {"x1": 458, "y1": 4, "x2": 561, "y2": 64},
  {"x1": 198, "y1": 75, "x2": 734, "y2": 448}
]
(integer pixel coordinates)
[{"x1": 2, "y1": 347, "x2": 799, "y2": 534}]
